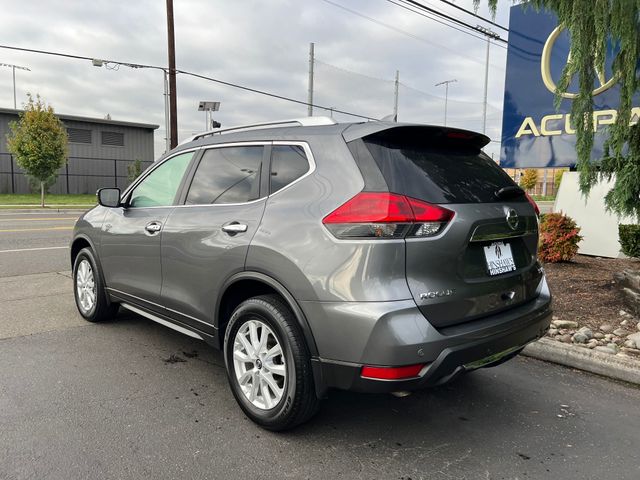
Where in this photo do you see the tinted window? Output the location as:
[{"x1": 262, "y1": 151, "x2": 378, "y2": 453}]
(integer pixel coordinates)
[
  {"x1": 352, "y1": 130, "x2": 522, "y2": 204},
  {"x1": 270, "y1": 145, "x2": 309, "y2": 194},
  {"x1": 129, "y1": 152, "x2": 193, "y2": 207},
  {"x1": 186, "y1": 146, "x2": 263, "y2": 205}
]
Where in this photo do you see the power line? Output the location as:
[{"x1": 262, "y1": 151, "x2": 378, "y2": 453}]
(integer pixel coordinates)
[
  {"x1": 380, "y1": 0, "x2": 507, "y2": 50},
  {"x1": 386, "y1": 0, "x2": 490, "y2": 43},
  {"x1": 176, "y1": 69, "x2": 376, "y2": 120},
  {"x1": 400, "y1": 0, "x2": 507, "y2": 43},
  {"x1": 319, "y1": 0, "x2": 506, "y2": 68},
  {"x1": 436, "y1": 0, "x2": 509, "y2": 32},
  {"x1": 0, "y1": 43, "x2": 377, "y2": 121}
]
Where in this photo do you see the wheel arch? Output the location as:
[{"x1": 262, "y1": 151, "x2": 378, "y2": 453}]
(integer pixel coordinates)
[
  {"x1": 216, "y1": 271, "x2": 319, "y2": 358},
  {"x1": 70, "y1": 234, "x2": 114, "y2": 306},
  {"x1": 70, "y1": 234, "x2": 97, "y2": 269}
]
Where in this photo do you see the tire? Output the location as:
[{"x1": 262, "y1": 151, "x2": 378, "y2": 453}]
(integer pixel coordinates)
[
  {"x1": 223, "y1": 294, "x2": 320, "y2": 431},
  {"x1": 72, "y1": 247, "x2": 118, "y2": 322}
]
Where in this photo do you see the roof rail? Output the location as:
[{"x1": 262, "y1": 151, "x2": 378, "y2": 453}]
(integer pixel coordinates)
[{"x1": 180, "y1": 116, "x2": 337, "y2": 145}]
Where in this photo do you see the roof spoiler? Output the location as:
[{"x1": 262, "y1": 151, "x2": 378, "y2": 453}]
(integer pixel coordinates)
[{"x1": 342, "y1": 123, "x2": 490, "y2": 149}]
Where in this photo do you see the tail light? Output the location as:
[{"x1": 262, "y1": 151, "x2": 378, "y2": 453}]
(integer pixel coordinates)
[
  {"x1": 322, "y1": 192, "x2": 454, "y2": 239},
  {"x1": 525, "y1": 192, "x2": 540, "y2": 216}
]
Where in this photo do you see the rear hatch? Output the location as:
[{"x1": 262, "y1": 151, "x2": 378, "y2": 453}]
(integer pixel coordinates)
[{"x1": 345, "y1": 125, "x2": 543, "y2": 329}]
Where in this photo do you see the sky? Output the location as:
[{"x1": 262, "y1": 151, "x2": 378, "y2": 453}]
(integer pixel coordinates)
[{"x1": 0, "y1": 0, "x2": 513, "y2": 159}]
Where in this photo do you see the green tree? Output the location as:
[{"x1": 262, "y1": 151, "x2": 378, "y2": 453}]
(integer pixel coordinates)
[
  {"x1": 554, "y1": 170, "x2": 565, "y2": 190},
  {"x1": 478, "y1": 1, "x2": 640, "y2": 220},
  {"x1": 127, "y1": 159, "x2": 143, "y2": 183},
  {"x1": 6, "y1": 94, "x2": 68, "y2": 207},
  {"x1": 519, "y1": 168, "x2": 538, "y2": 191}
]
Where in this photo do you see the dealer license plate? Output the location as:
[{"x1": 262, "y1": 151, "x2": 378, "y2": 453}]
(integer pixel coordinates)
[{"x1": 483, "y1": 241, "x2": 516, "y2": 276}]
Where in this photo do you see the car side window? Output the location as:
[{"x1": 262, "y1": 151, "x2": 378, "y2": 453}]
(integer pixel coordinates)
[
  {"x1": 129, "y1": 152, "x2": 194, "y2": 208},
  {"x1": 270, "y1": 145, "x2": 310, "y2": 194},
  {"x1": 185, "y1": 146, "x2": 263, "y2": 205}
]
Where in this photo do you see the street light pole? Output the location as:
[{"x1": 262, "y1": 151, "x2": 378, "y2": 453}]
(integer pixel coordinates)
[
  {"x1": 435, "y1": 79, "x2": 457, "y2": 126},
  {"x1": 308, "y1": 42, "x2": 314, "y2": 117},
  {"x1": 476, "y1": 25, "x2": 499, "y2": 134},
  {"x1": 0, "y1": 63, "x2": 31, "y2": 108}
]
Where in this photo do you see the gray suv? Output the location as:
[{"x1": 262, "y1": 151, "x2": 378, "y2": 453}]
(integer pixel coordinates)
[{"x1": 71, "y1": 117, "x2": 552, "y2": 430}]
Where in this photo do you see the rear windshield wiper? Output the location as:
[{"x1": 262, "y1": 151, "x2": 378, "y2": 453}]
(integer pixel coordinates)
[{"x1": 494, "y1": 186, "x2": 525, "y2": 200}]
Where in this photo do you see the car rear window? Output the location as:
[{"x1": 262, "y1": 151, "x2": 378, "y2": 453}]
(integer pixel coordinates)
[{"x1": 349, "y1": 128, "x2": 522, "y2": 204}]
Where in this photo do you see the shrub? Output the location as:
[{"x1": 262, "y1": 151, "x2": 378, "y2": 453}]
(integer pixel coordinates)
[
  {"x1": 619, "y1": 224, "x2": 640, "y2": 258},
  {"x1": 538, "y1": 213, "x2": 582, "y2": 262}
]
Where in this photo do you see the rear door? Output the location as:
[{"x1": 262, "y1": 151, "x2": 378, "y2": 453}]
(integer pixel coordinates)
[
  {"x1": 159, "y1": 143, "x2": 269, "y2": 333},
  {"x1": 348, "y1": 126, "x2": 543, "y2": 328}
]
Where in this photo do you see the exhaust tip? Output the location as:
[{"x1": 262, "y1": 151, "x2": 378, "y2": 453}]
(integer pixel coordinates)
[{"x1": 390, "y1": 391, "x2": 412, "y2": 398}]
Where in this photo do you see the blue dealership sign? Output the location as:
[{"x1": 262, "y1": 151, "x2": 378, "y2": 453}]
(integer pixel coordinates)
[{"x1": 500, "y1": 4, "x2": 640, "y2": 167}]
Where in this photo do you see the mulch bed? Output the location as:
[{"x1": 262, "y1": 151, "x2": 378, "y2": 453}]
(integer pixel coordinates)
[{"x1": 544, "y1": 254, "x2": 640, "y2": 330}]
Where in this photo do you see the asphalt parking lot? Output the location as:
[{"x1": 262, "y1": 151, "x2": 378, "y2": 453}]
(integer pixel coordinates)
[{"x1": 1, "y1": 210, "x2": 639, "y2": 480}]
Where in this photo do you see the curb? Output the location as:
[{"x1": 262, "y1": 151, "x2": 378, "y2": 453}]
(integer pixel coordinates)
[{"x1": 523, "y1": 337, "x2": 640, "y2": 385}]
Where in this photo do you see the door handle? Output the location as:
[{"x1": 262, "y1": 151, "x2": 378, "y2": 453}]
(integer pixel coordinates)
[
  {"x1": 221, "y1": 223, "x2": 248, "y2": 234},
  {"x1": 145, "y1": 221, "x2": 162, "y2": 233}
]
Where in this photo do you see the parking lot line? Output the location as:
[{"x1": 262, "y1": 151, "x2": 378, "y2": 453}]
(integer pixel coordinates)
[
  {"x1": 0, "y1": 226, "x2": 74, "y2": 233},
  {"x1": 0, "y1": 217, "x2": 78, "y2": 222},
  {"x1": 0, "y1": 246, "x2": 69, "y2": 254}
]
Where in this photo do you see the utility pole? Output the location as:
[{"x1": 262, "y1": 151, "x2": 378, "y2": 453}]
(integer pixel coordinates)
[
  {"x1": 163, "y1": 70, "x2": 170, "y2": 152},
  {"x1": 166, "y1": 0, "x2": 178, "y2": 148},
  {"x1": 477, "y1": 25, "x2": 499, "y2": 135},
  {"x1": 393, "y1": 70, "x2": 399, "y2": 122},
  {"x1": 435, "y1": 79, "x2": 457, "y2": 126},
  {"x1": 307, "y1": 43, "x2": 314, "y2": 116},
  {"x1": 0, "y1": 63, "x2": 30, "y2": 109}
]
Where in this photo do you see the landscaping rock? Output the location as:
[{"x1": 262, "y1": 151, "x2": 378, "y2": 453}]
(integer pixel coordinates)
[
  {"x1": 593, "y1": 332, "x2": 605, "y2": 340},
  {"x1": 552, "y1": 320, "x2": 579, "y2": 329},
  {"x1": 613, "y1": 328, "x2": 629, "y2": 337},
  {"x1": 578, "y1": 327, "x2": 593, "y2": 339},
  {"x1": 620, "y1": 319, "x2": 630, "y2": 327},
  {"x1": 595, "y1": 346, "x2": 617, "y2": 355},
  {"x1": 548, "y1": 328, "x2": 558, "y2": 336},
  {"x1": 627, "y1": 332, "x2": 640, "y2": 347},
  {"x1": 620, "y1": 347, "x2": 640, "y2": 357},
  {"x1": 637, "y1": 322, "x2": 640, "y2": 332},
  {"x1": 624, "y1": 339, "x2": 637, "y2": 349},
  {"x1": 613, "y1": 270, "x2": 640, "y2": 317},
  {"x1": 572, "y1": 332, "x2": 588, "y2": 344},
  {"x1": 604, "y1": 334, "x2": 614, "y2": 341},
  {"x1": 557, "y1": 334, "x2": 572, "y2": 343},
  {"x1": 587, "y1": 339, "x2": 598, "y2": 349},
  {"x1": 600, "y1": 324, "x2": 614, "y2": 333},
  {"x1": 619, "y1": 309, "x2": 630, "y2": 317}
]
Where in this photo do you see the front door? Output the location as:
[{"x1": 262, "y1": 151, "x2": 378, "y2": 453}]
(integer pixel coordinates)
[{"x1": 100, "y1": 150, "x2": 195, "y2": 310}]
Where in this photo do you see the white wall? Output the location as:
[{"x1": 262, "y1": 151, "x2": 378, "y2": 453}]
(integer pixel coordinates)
[{"x1": 554, "y1": 172, "x2": 634, "y2": 258}]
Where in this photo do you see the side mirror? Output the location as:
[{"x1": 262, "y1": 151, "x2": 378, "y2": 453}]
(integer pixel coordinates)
[{"x1": 97, "y1": 188, "x2": 121, "y2": 208}]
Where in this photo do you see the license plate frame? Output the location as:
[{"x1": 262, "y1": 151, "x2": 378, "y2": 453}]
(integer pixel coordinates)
[{"x1": 483, "y1": 241, "x2": 516, "y2": 276}]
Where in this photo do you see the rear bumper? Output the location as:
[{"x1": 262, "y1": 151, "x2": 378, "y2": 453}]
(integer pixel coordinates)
[{"x1": 305, "y1": 278, "x2": 552, "y2": 395}]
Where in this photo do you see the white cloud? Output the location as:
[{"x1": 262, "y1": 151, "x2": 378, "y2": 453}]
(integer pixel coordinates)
[{"x1": 0, "y1": 0, "x2": 512, "y2": 158}]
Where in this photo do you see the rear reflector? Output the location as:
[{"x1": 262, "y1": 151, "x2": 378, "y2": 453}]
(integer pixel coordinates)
[
  {"x1": 361, "y1": 363, "x2": 426, "y2": 380},
  {"x1": 323, "y1": 192, "x2": 454, "y2": 239}
]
